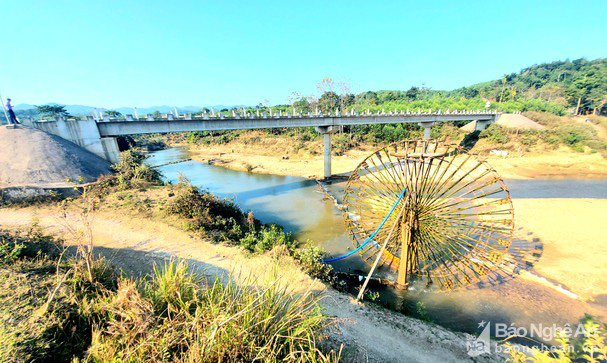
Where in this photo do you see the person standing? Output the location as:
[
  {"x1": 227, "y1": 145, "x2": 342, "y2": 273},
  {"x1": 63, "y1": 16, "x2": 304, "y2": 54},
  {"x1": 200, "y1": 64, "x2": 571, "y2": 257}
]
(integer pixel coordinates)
[{"x1": 5, "y1": 98, "x2": 19, "y2": 124}]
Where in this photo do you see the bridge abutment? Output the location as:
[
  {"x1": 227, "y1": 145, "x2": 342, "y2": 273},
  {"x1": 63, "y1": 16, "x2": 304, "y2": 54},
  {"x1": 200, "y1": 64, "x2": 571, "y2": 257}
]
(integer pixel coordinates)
[{"x1": 24, "y1": 116, "x2": 121, "y2": 164}]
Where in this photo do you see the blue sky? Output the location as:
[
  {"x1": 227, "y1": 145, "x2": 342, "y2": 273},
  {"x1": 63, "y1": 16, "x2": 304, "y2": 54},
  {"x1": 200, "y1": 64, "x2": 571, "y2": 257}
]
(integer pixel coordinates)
[{"x1": 1, "y1": 0, "x2": 605, "y2": 108}]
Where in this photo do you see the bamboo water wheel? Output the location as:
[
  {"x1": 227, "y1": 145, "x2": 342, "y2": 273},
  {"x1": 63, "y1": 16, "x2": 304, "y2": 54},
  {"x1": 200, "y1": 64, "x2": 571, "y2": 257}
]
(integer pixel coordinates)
[{"x1": 342, "y1": 139, "x2": 514, "y2": 291}]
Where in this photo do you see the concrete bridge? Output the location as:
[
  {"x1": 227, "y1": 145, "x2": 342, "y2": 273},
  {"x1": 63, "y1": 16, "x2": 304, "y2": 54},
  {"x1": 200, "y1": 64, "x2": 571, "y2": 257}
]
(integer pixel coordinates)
[{"x1": 23, "y1": 109, "x2": 499, "y2": 178}]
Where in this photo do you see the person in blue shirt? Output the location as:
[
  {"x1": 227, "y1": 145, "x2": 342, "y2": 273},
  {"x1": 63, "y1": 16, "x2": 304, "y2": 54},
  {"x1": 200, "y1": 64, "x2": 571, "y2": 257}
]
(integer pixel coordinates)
[{"x1": 5, "y1": 98, "x2": 19, "y2": 125}]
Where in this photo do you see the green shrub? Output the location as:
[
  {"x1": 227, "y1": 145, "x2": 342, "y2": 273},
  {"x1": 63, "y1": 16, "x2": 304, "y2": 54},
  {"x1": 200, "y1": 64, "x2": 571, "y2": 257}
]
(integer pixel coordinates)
[
  {"x1": 294, "y1": 242, "x2": 333, "y2": 280},
  {"x1": 542, "y1": 132, "x2": 562, "y2": 146},
  {"x1": 556, "y1": 123, "x2": 597, "y2": 146},
  {"x1": 166, "y1": 180, "x2": 296, "y2": 253},
  {"x1": 166, "y1": 181, "x2": 248, "y2": 241},
  {"x1": 332, "y1": 133, "x2": 361, "y2": 155},
  {"x1": 0, "y1": 230, "x2": 116, "y2": 363},
  {"x1": 520, "y1": 133, "x2": 538, "y2": 146},
  {"x1": 523, "y1": 111, "x2": 564, "y2": 127},
  {"x1": 112, "y1": 149, "x2": 161, "y2": 186},
  {"x1": 571, "y1": 143, "x2": 585, "y2": 152},
  {"x1": 479, "y1": 124, "x2": 510, "y2": 144},
  {"x1": 0, "y1": 228, "x2": 60, "y2": 264},
  {"x1": 240, "y1": 225, "x2": 294, "y2": 253}
]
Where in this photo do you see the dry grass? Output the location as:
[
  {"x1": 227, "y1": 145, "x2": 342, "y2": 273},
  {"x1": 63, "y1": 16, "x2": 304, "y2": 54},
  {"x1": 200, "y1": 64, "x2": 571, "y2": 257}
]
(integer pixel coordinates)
[
  {"x1": 0, "y1": 228, "x2": 339, "y2": 362},
  {"x1": 88, "y1": 260, "x2": 339, "y2": 362}
]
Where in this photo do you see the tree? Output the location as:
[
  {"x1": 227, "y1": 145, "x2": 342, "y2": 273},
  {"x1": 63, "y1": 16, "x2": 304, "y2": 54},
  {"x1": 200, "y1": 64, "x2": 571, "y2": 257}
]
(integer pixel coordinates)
[
  {"x1": 103, "y1": 110, "x2": 122, "y2": 117},
  {"x1": 292, "y1": 97, "x2": 311, "y2": 113},
  {"x1": 319, "y1": 91, "x2": 339, "y2": 113},
  {"x1": 340, "y1": 94, "x2": 355, "y2": 110},
  {"x1": 36, "y1": 105, "x2": 71, "y2": 118},
  {"x1": 355, "y1": 91, "x2": 378, "y2": 105},
  {"x1": 405, "y1": 87, "x2": 421, "y2": 101}
]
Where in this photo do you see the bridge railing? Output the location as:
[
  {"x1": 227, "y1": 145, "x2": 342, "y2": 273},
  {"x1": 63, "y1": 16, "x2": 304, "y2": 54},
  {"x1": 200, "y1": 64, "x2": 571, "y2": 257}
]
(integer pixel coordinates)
[{"x1": 29, "y1": 109, "x2": 498, "y2": 123}]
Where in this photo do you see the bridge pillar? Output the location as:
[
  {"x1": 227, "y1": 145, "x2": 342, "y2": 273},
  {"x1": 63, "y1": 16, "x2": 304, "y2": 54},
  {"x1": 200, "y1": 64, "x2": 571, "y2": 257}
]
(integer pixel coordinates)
[
  {"x1": 474, "y1": 119, "x2": 492, "y2": 131},
  {"x1": 315, "y1": 126, "x2": 337, "y2": 179},
  {"x1": 418, "y1": 122, "x2": 434, "y2": 140}
]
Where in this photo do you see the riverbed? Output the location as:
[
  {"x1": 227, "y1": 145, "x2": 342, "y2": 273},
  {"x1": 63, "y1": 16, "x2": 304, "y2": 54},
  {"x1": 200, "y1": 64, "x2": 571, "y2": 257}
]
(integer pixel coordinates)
[{"x1": 147, "y1": 147, "x2": 607, "y2": 341}]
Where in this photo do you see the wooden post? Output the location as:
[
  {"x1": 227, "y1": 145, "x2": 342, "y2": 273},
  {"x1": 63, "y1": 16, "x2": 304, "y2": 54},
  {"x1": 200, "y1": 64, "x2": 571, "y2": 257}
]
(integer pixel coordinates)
[
  {"x1": 356, "y1": 204, "x2": 406, "y2": 302},
  {"x1": 397, "y1": 212, "x2": 412, "y2": 287}
]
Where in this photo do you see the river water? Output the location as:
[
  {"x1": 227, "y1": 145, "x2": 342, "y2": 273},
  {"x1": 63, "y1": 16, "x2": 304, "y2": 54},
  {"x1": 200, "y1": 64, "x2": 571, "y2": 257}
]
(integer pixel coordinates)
[{"x1": 146, "y1": 147, "x2": 607, "y2": 339}]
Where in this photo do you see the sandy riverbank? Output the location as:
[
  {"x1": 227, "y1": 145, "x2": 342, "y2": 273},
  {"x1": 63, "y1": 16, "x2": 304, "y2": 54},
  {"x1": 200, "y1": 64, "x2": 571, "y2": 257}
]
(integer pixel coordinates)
[
  {"x1": 512, "y1": 198, "x2": 607, "y2": 302},
  {"x1": 181, "y1": 139, "x2": 607, "y2": 180}
]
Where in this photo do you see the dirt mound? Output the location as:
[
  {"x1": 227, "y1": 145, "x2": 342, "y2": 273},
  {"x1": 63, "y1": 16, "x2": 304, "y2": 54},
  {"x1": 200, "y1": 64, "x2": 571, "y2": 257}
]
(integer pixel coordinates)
[
  {"x1": 0, "y1": 125, "x2": 112, "y2": 188},
  {"x1": 496, "y1": 113, "x2": 546, "y2": 130},
  {"x1": 461, "y1": 113, "x2": 546, "y2": 131}
]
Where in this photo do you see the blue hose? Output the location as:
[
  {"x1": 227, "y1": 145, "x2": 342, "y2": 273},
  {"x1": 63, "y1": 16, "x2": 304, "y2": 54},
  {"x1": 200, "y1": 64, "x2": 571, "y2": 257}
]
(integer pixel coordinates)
[{"x1": 322, "y1": 187, "x2": 407, "y2": 263}]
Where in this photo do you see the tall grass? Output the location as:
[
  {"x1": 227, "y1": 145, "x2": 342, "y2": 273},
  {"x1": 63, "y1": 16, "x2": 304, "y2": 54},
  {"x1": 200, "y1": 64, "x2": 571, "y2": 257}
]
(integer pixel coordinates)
[
  {"x1": 1, "y1": 228, "x2": 339, "y2": 362},
  {"x1": 88, "y1": 259, "x2": 339, "y2": 362}
]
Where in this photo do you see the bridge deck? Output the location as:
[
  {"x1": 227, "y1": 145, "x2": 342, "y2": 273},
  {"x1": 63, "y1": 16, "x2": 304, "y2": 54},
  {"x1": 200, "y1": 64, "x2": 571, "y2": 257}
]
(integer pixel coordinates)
[{"x1": 93, "y1": 111, "x2": 498, "y2": 136}]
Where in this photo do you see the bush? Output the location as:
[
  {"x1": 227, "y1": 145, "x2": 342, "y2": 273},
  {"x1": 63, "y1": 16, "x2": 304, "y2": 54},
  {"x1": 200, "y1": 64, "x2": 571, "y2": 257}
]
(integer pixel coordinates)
[
  {"x1": 240, "y1": 225, "x2": 295, "y2": 253},
  {"x1": 112, "y1": 149, "x2": 162, "y2": 186},
  {"x1": 166, "y1": 181, "x2": 248, "y2": 241},
  {"x1": 294, "y1": 242, "x2": 334, "y2": 280},
  {"x1": 524, "y1": 111, "x2": 563, "y2": 127},
  {"x1": 520, "y1": 133, "x2": 538, "y2": 146},
  {"x1": 166, "y1": 180, "x2": 296, "y2": 253},
  {"x1": 87, "y1": 260, "x2": 338, "y2": 362},
  {"x1": 479, "y1": 124, "x2": 510, "y2": 144},
  {"x1": 332, "y1": 133, "x2": 361, "y2": 155},
  {"x1": 556, "y1": 124, "x2": 597, "y2": 146},
  {"x1": 0, "y1": 227, "x2": 60, "y2": 264},
  {"x1": 0, "y1": 230, "x2": 117, "y2": 363}
]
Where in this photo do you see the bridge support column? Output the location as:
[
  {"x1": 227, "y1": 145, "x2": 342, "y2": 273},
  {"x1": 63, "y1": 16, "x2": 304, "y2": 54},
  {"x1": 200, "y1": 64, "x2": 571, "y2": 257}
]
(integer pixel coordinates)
[
  {"x1": 474, "y1": 119, "x2": 492, "y2": 131},
  {"x1": 315, "y1": 126, "x2": 337, "y2": 179},
  {"x1": 418, "y1": 122, "x2": 434, "y2": 140}
]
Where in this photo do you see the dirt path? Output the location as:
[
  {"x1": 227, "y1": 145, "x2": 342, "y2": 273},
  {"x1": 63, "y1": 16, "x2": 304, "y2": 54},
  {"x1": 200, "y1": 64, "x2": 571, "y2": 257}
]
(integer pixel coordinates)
[{"x1": 0, "y1": 206, "x2": 501, "y2": 362}]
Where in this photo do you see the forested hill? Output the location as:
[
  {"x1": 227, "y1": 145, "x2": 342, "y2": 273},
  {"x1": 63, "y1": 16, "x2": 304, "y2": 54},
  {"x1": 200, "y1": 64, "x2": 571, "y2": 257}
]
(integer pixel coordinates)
[
  {"x1": 457, "y1": 58, "x2": 607, "y2": 115},
  {"x1": 288, "y1": 58, "x2": 606, "y2": 118},
  {"x1": 14, "y1": 58, "x2": 607, "y2": 119}
]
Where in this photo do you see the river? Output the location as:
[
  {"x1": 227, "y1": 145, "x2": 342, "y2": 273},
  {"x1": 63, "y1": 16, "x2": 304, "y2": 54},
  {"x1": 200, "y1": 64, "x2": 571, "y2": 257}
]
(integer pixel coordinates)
[{"x1": 146, "y1": 147, "x2": 607, "y2": 341}]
